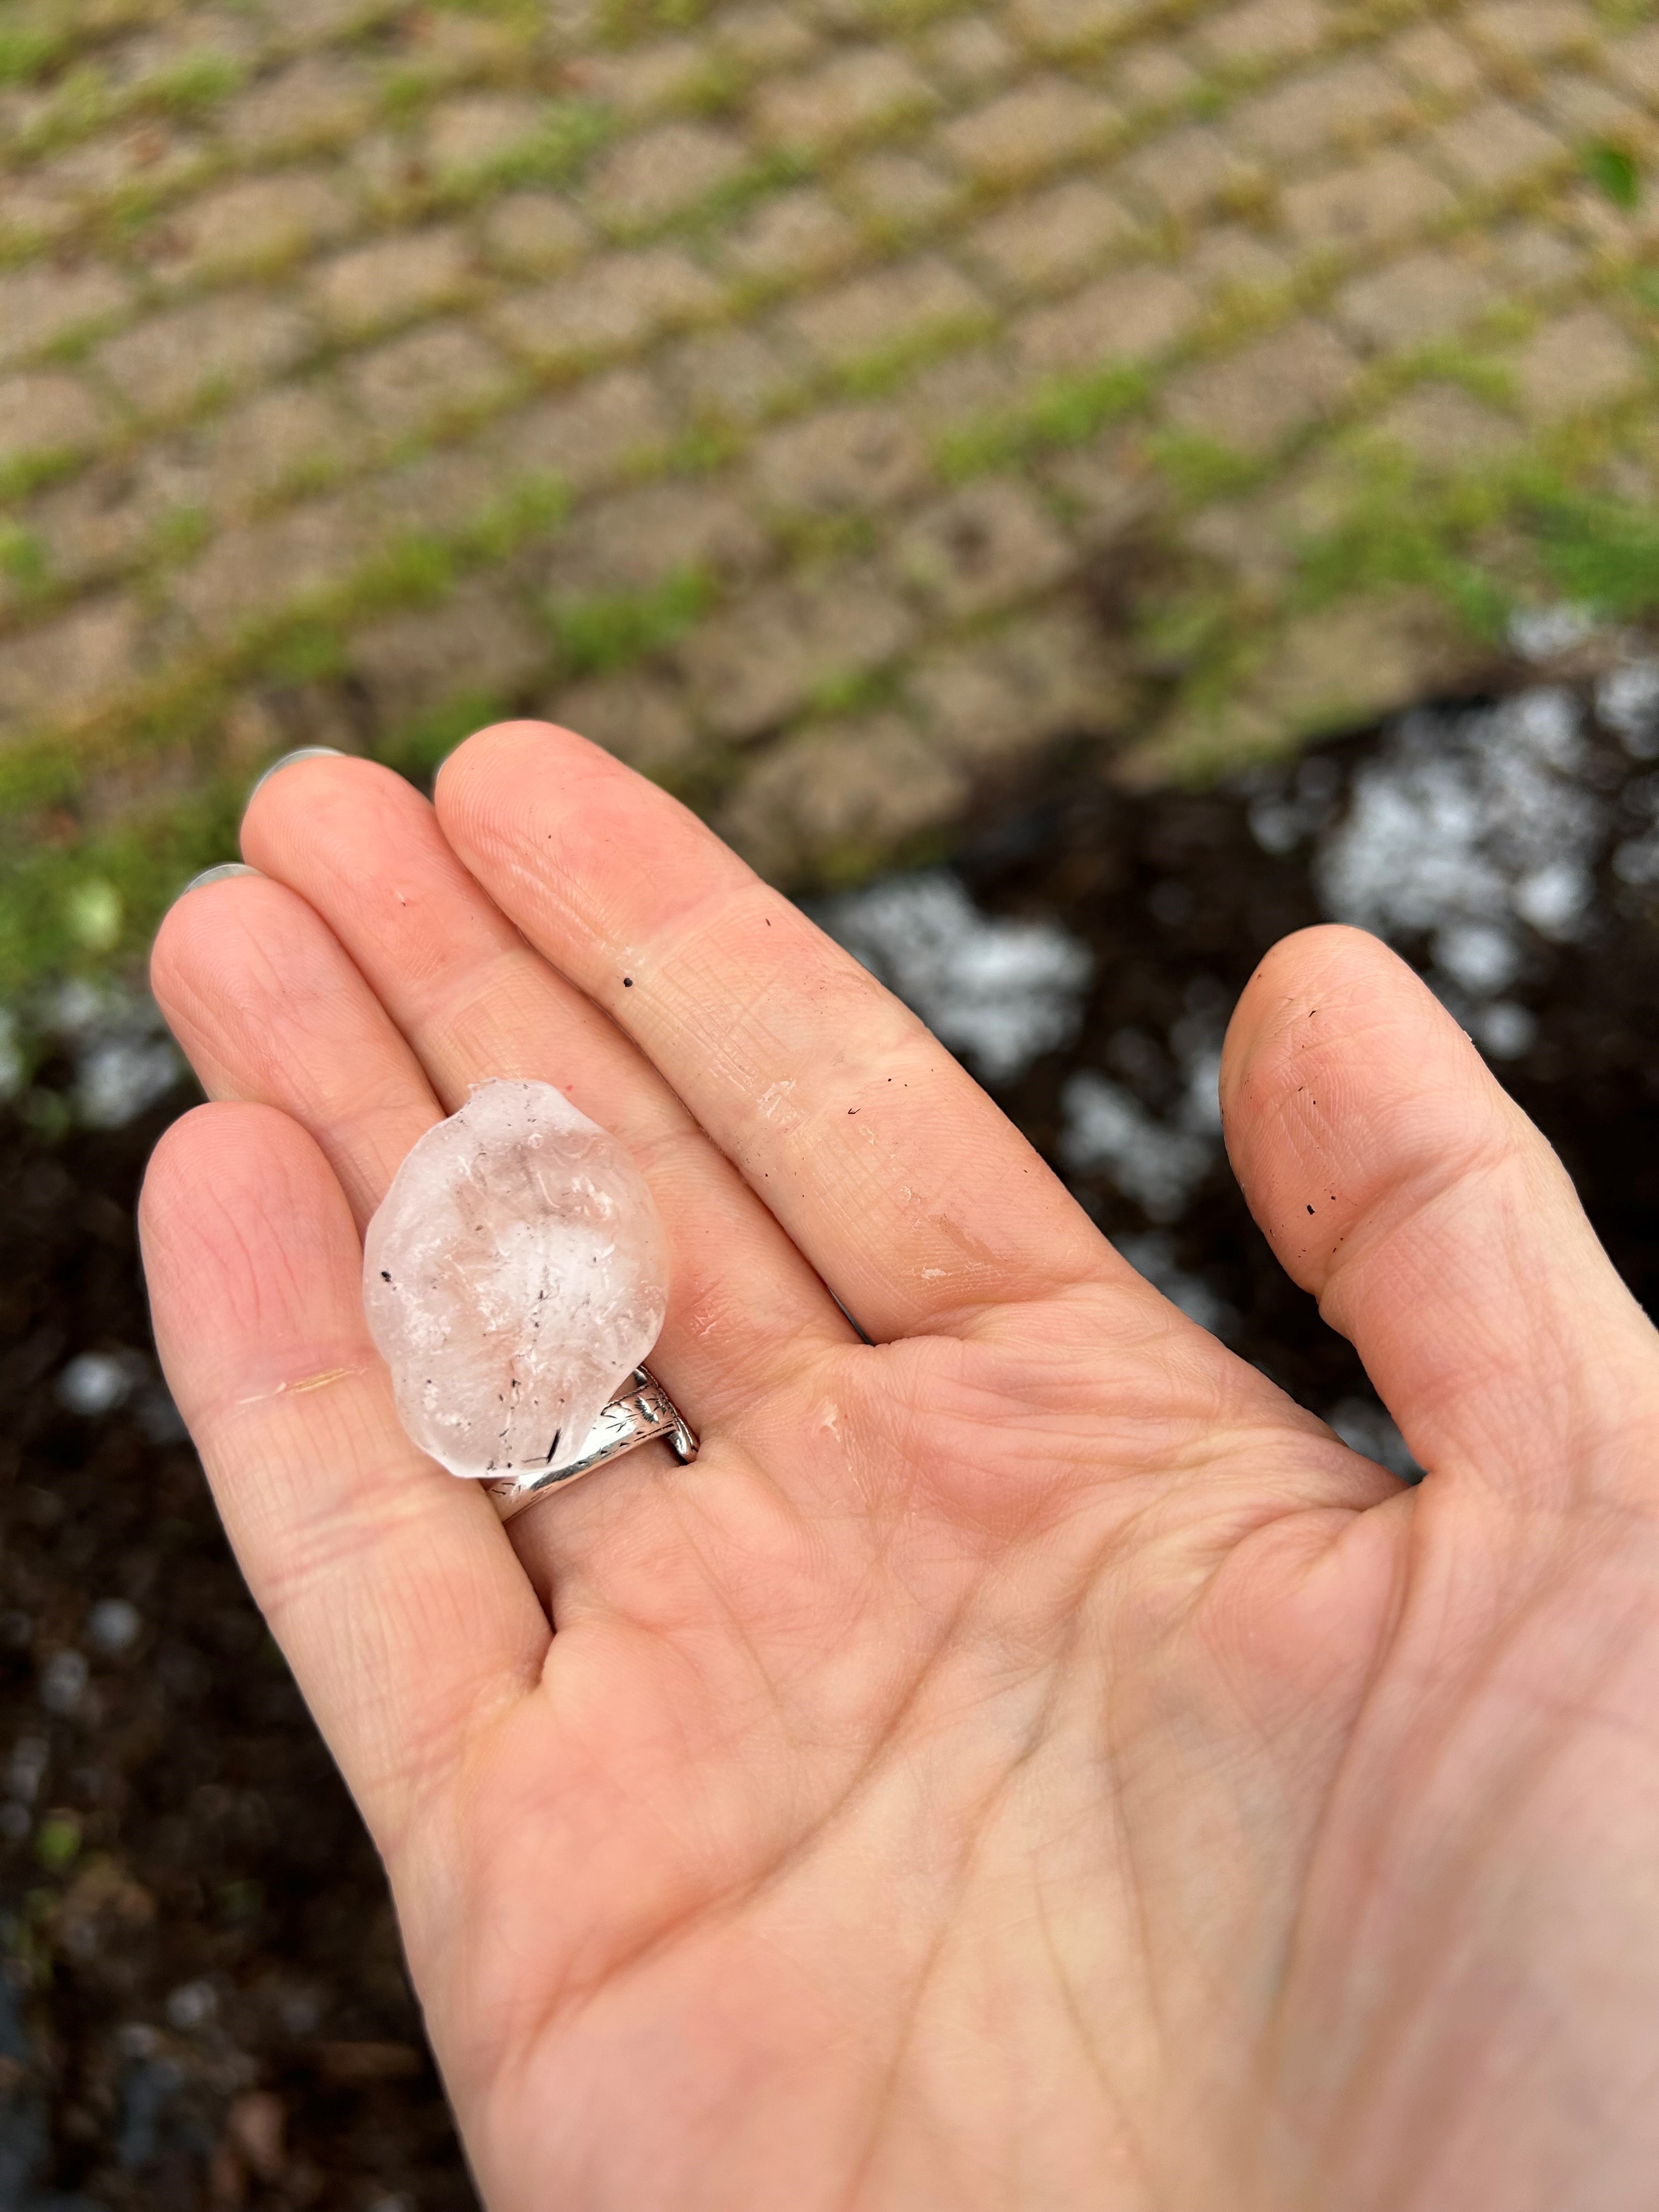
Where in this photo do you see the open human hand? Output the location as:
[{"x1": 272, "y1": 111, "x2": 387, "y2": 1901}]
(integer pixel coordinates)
[{"x1": 139, "y1": 728, "x2": 1659, "y2": 2212}]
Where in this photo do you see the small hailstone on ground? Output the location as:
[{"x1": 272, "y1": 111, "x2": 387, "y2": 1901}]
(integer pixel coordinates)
[{"x1": 363, "y1": 1080, "x2": 669, "y2": 1481}]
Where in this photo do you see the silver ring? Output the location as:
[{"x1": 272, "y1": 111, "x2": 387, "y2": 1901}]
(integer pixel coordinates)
[{"x1": 483, "y1": 1368, "x2": 698, "y2": 1523}]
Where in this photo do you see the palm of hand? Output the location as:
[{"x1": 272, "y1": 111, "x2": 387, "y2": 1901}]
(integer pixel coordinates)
[{"x1": 140, "y1": 729, "x2": 1659, "y2": 2212}]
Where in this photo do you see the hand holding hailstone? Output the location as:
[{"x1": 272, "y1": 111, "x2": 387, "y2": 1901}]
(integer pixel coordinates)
[
  {"x1": 362, "y1": 1079, "x2": 693, "y2": 1513},
  {"x1": 143, "y1": 726, "x2": 1659, "y2": 2212}
]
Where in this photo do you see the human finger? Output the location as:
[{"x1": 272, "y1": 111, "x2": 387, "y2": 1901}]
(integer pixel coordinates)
[
  {"x1": 434, "y1": 721, "x2": 1117, "y2": 1344},
  {"x1": 1220, "y1": 926, "x2": 1659, "y2": 1505},
  {"x1": 138, "y1": 1102, "x2": 548, "y2": 1865},
  {"x1": 236, "y1": 753, "x2": 854, "y2": 1435},
  {"x1": 152, "y1": 870, "x2": 441, "y2": 1231}
]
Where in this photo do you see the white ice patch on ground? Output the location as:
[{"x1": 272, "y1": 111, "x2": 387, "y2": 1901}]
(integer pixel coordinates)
[
  {"x1": 1313, "y1": 686, "x2": 1606, "y2": 1052},
  {"x1": 1598, "y1": 661, "x2": 1659, "y2": 759},
  {"x1": 1058, "y1": 998, "x2": 1227, "y2": 1223},
  {"x1": 1326, "y1": 1395, "x2": 1421, "y2": 1480},
  {"x1": 1114, "y1": 1231, "x2": 1238, "y2": 1340},
  {"x1": 817, "y1": 871, "x2": 1092, "y2": 1085},
  {"x1": 2, "y1": 980, "x2": 185, "y2": 1128}
]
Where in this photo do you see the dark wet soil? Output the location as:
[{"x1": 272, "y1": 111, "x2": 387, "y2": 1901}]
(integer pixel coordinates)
[{"x1": 2, "y1": 684, "x2": 1656, "y2": 2207}]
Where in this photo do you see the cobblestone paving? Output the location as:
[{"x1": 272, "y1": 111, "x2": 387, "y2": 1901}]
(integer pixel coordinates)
[{"x1": 2, "y1": 0, "x2": 1657, "y2": 974}]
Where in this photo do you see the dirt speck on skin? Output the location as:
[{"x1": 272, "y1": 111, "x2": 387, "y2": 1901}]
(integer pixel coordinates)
[{"x1": 3, "y1": 675, "x2": 1657, "y2": 2202}]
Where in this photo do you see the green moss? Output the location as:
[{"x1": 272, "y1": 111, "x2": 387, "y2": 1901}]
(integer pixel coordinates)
[
  {"x1": 33, "y1": 1812, "x2": 81, "y2": 1874},
  {"x1": 1147, "y1": 429, "x2": 1263, "y2": 505},
  {"x1": 377, "y1": 687, "x2": 512, "y2": 782},
  {"x1": 145, "y1": 46, "x2": 246, "y2": 116},
  {"x1": 0, "y1": 524, "x2": 49, "y2": 595},
  {"x1": 836, "y1": 311, "x2": 998, "y2": 400},
  {"x1": 804, "y1": 663, "x2": 900, "y2": 718},
  {"x1": 0, "y1": 448, "x2": 84, "y2": 504},
  {"x1": 150, "y1": 504, "x2": 211, "y2": 566},
  {"x1": 1585, "y1": 140, "x2": 1643, "y2": 211},
  {"x1": 0, "y1": 20, "x2": 69, "y2": 87},
  {"x1": 551, "y1": 564, "x2": 715, "y2": 676},
  {"x1": 0, "y1": 775, "x2": 246, "y2": 1000},
  {"x1": 938, "y1": 362, "x2": 1153, "y2": 480},
  {"x1": 438, "y1": 99, "x2": 616, "y2": 199},
  {"x1": 1529, "y1": 488, "x2": 1659, "y2": 618}
]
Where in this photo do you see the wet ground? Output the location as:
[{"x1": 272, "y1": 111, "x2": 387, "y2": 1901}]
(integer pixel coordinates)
[{"x1": 3, "y1": 663, "x2": 1658, "y2": 2205}]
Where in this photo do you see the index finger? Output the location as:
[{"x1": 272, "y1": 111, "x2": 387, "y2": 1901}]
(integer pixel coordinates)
[{"x1": 436, "y1": 721, "x2": 1113, "y2": 1343}]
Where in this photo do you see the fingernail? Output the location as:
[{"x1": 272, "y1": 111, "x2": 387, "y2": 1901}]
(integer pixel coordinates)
[
  {"x1": 178, "y1": 862, "x2": 261, "y2": 898},
  {"x1": 248, "y1": 746, "x2": 346, "y2": 803}
]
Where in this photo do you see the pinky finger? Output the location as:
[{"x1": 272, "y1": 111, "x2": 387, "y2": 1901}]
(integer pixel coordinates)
[{"x1": 139, "y1": 1102, "x2": 550, "y2": 1869}]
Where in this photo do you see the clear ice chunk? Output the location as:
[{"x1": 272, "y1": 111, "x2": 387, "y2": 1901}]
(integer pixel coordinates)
[{"x1": 363, "y1": 1080, "x2": 669, "y2": 1480}]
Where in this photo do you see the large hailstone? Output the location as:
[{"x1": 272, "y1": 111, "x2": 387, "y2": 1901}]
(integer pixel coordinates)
[{"x1": 363, "y1": 1080, "x2": 669, "y2": 1480}]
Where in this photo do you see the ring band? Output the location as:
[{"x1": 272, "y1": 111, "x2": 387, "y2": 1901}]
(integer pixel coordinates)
[{"x1": 483, "y1": 1368, "x2": 698, "y2": 1523}]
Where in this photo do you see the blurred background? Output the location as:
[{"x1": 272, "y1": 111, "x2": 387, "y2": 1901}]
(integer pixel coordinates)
[{"x1": 2, "y1": 0, "x2": 1658, "y2": 2203}]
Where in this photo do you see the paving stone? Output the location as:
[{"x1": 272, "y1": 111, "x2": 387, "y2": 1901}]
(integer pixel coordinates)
[
  {"x1": 1249, "y1": 589, "x2": 1475, "y2": 738},
  {"x1": 0, "y1": 263, "x2": 136, "y2": 375},
  {"x1": 910, "y1": 606, "x2": 1128, "y2": 765},
  {"x1": 150, "y1": 170, "x2": 357, "y2": 284},
  {"x1": 1113, "y1": 45, "x2": 1199, "y2": 111},
  {"x1": 491, "y1": 367, "x2": 673, "y2": 492},
  {"x1": 924, "y1": 15, "x2": 1019, "y2": 93},
  {"x1": 1512, "y1": 306, "x2": 1645, "y2": 421},
  {"x1": 574, "y1": 40, "x2": 709, "y2": 120},
  {"x1": 425, "y1": 91, "x2": 552, "y2": 179},
  {"x1": 545, "y1": 479, "x2": 768, "y2": 596},
  {"x1": 1163, "y1": 318, "x2": 1358, "y2": 454},
  {"x1": 713, "y1": 3, "x2": 821, "y2": 73},
  {"x1": 490, "y1": 249, "x2": 721, "y2": 370},
  {"x1": 311, "y1": 227, "x2": 474, "y2": 338},
  {"x1": 967, "y1": 178, "x2": 1138, "y2": 295},
  {"x1": 786, "y1": 257, "x2": 989, "y2": 372},
  {"x1": 665, "y1": 327, "x2": 796, "y2": 425},
  {"x1": 1282, "y1": 149, "x2": 1455, "y2": 252},
  {"x1": 1007, "y1": 0, "x2": 1146, "y2": 57},
  {"x1": 753, "y1": 47, "x2": 936, "y2": 153},
  {"x1": 720, "y1": 188, "x2": 862, "y2": 287},
  {"x1": 479, "y1": 193, "x2": 592, "y2": 275},
  {"x1": 30, "y1": 461, "x2": 177, "y2": 586},
  {"x1": 0, "y1": 595, "x2": 143, "y2": 735},
  {"x1": 1464, "y1": 1, "x2": 1600, "y2": 64},
  {"x1": 1121, "y1": 124, "x2": 1250, "y2": 223},
  {"x1": 369, "y1": 446, "x2": 500, "y2": 540},
  {"x1": 839, "y1": 152, "x2": 962, "y2": 236},
  {"x1": 0, "y1": 373, "x2": 109, "y2": 471},
  {"x1": 1228, "y1": 57, "x2": 1412, "y2": 163},
  {"x1": 893, "y1": 477, "x2": 1074, "y2": 618},
  {"x1": 678, "y1": 567, "x2": 917, "y2": 737},
  {"x1": 719, "y1": 711, "x2": 967, "y2": 879},
  {"x1": 96, "y1": 294, "x2": 312, "y2": 419},
  {"x1": 1541, "y1": 74, "x2": 1652, "y2": 145},
  {"x1": 33, "y1": 123, "x2": 207, "y2": 218},
  {"x1": 1429, "y1": 100, "x2": 1566, "y2": 195},
  {"x1": 1384, "y1": 20, "x2": 1486, "y2": 99},
  {"x1": 278, "y1": 0, "x2": 393, "y2": 41},
  {"x1": 348, "y1": 321, "x2": 515, "y2": 441},
  {"x1": 900, "y1": 346, "x2": 1023, "y2": 437},
  {"x1": 1015, "y1": 266, "x2": 1198, "y2": 374},
  {"x1": 588, "y1": 120, "x2": 748, "y2": 229},
  {"x1": 1192, "y1": 0, "x2": 1330, "y2": 71},
  {"x1": 224, "y1": 54, "x2": 376, "y2": 156},
  {"x1": 349, "y1": 581, "x2": 545, "y2": 718},
  {"x1": 1188, "y1": 225, "x2": 1291, "y2": 297},
  {"x1": 1334, "y1": 248, "x2": 1497, "y2": 352},
  {"x1": 1608, "y1": 25, "x2": 1659, "y2": 107},
  {"x1": 173, "y1": 491, "x2": 373, "y2": 638},
  {"x1": 1039, "y1": 427, "x2": 1162, "y2": 544},
  {"x1": 1369, "y1": 382, "x2": 1522, "y2": 470},
  {"x1": 553, "y1": 669, "x2": 699, "y2": 776},
  {"x1": 204, "y1": 381, "x2": 360, "y2": 510},
  {"x1": 1487, "y1": 220, "x2": 1586, "y2": 293},
  {"x1": 749, "y1": 405, "x2": 927, "y2": 514},
  {"x1": 936, "y1": 77, "x2": 1119, "y2": 188}
]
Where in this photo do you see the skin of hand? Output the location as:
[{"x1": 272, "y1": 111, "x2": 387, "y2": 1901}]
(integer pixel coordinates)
[{"x1": 137, "y1": 728, "x2": 1659, "y2": 2212}]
